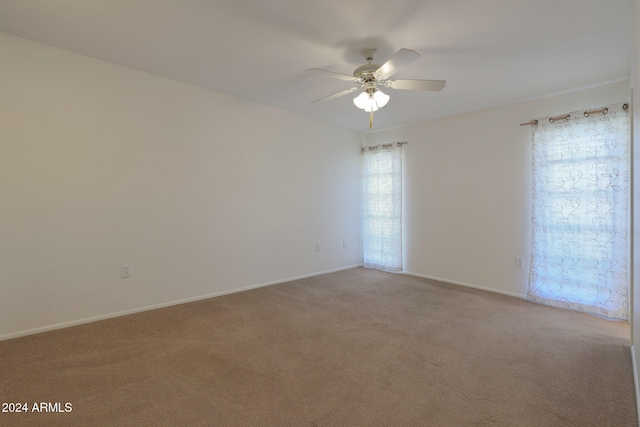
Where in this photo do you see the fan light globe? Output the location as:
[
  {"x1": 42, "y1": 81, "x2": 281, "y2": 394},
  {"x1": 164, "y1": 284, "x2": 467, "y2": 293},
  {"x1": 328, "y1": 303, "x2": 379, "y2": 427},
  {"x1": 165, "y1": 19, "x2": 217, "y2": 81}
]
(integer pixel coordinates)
[
  {"x1": 353, "y1": 92, "x2": 375, "y2": 111},
  {"x1": 353, "y1": 90, "x2": 389, "y2": 112},
  {"x1": 374, "y1": 90, "x2": 390, "y2": 108}
]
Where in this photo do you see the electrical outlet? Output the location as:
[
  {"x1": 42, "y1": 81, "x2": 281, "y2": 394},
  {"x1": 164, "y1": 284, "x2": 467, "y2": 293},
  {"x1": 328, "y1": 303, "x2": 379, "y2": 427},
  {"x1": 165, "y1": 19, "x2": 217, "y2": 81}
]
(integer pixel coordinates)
[
  {"x1": 343, "y1": 240, "x2": 348, "y2": 249},
  {"x1": 121, "y1": 264, "x2": 131, "y2": 278},
  {"x1": 515, "y1": 257, "x2": 524, "y2": 268},
  {"x1": 315, "y1": 243, "x2": 320, "y2": 252}
]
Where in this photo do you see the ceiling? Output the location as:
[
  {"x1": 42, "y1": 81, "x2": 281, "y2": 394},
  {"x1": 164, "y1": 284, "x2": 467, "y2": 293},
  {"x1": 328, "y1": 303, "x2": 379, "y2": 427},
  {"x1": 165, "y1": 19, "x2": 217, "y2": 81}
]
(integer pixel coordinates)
[{"x1": 0, "y1": 0, "x2": 634, "y2": 133}]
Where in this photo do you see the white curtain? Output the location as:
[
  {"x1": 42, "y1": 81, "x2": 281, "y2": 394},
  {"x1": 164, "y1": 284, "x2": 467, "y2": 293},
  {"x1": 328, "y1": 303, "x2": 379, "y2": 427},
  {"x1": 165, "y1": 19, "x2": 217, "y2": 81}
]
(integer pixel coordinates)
[
  {"x1": 363, "y1": 143, "x2": 402, "y2": 271},
  {"x1": 528, "y1": 102, "x2": 629, "y2": 319}
]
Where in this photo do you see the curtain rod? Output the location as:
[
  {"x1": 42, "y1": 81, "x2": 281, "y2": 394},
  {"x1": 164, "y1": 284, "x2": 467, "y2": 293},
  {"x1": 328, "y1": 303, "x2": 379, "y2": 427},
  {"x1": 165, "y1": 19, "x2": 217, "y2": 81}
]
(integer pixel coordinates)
[
  {"x1": 362, "y1": 141, "x2": 407, "y2": 151},
  {"x1": 519, "y1": 103, "x2": 628, "y2": 126}
]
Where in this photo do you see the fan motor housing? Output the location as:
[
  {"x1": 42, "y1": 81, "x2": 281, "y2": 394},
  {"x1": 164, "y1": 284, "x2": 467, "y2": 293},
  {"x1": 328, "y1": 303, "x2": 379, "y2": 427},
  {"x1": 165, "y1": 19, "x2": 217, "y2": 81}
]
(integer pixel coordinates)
[{"x1": 353, "y1": 64, "x2": 380, "y2": 79}]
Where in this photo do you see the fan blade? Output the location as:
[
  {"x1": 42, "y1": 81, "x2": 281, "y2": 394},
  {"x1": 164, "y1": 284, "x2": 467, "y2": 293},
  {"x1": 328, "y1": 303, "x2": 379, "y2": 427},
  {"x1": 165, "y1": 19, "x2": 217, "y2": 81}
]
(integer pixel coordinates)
[
  {"x1": 305, "y1": 68, "x2": 358, "y2": 82},
  {"x1": 311, "y1": 87, "x2": 359, "y2": 103},
  {"x1": 387, "y1": 79, "x2": 446, "y2": 91},
  {"x1": 375, "y1": 48, "x2": 421, "y2": 79}
]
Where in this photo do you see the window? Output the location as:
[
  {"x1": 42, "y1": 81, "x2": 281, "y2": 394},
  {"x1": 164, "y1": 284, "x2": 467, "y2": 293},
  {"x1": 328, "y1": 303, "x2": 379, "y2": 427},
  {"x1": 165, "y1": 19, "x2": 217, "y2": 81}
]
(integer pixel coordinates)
[
  {"x1": 528, "y1": 103, "x2": 629, "y2": 319},
  {"x1": 363, "y1": 143, "x2": 403, "y2": 271}
]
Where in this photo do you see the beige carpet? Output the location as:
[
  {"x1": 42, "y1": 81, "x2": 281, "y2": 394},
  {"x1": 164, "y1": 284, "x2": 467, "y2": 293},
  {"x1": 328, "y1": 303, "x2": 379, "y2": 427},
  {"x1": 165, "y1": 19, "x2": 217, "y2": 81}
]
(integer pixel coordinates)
[{"x1": 0, "y1": 267, "x2": 636, "y2": 426}]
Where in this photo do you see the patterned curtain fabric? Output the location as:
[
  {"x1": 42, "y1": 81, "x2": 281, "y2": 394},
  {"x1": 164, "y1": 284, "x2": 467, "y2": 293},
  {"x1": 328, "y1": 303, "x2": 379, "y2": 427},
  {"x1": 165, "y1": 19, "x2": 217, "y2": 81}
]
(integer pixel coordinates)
[
  {"x1": 363, "y1": 143, "x2": 403, "y2": 272},
  {"x1": 528, "y1": 102, "x2": 629, "y2": 319}
]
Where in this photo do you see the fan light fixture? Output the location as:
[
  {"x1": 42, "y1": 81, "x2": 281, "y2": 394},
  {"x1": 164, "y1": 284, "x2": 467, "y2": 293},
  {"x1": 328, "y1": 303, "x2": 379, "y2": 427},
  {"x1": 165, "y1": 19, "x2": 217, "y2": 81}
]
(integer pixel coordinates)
[
  {"x1": 353, "y1": 89, "x2": 390, "y2": 112},
  {"x1": 353, "y1": 80, "x2": 390, "y2": 128}
]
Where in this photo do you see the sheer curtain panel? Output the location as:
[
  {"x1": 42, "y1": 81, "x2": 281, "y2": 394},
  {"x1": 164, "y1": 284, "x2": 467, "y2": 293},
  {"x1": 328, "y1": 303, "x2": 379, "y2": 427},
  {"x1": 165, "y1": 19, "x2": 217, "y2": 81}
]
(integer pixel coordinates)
[
  {"x1": 528, "y1": 102, "x2": 629, "y2": 319},
  {"x1": 363, "y1": 143, "x2": 403, "y2": 271}
]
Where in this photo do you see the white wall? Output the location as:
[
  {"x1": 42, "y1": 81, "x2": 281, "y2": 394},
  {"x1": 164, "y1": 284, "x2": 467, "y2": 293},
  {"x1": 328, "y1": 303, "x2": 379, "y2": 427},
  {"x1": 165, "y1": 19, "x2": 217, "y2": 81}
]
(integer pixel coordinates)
[
  {"x1": 366, "y1": 80, "x2": 629, "y2": 297},
  {"x1": 0, "y1": 33, "x2": 363, "y2": 339},
  {"x1": 632, "y1": 0, "x2": 640, "y2": 419}
]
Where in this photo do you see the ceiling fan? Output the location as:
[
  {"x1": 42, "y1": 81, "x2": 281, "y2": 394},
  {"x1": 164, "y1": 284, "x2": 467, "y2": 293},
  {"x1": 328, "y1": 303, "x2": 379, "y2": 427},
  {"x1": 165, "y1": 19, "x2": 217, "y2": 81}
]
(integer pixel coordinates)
[{"x1": 306, "y1": 48, "x2": 446, "y2": 129}]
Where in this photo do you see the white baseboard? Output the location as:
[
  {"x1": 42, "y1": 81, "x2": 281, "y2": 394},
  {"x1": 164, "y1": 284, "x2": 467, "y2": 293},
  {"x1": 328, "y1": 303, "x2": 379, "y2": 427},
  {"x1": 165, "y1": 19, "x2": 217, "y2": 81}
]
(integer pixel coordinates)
[
  {"x1": 0, "y1": 264, "x2": 363, "y2": 342},
  {"x1": 632, "y1": 345, "x2": 640, "y2": 426},
  {"x1": 402, "y1": 271, "x2": 527, "y2": 300}
]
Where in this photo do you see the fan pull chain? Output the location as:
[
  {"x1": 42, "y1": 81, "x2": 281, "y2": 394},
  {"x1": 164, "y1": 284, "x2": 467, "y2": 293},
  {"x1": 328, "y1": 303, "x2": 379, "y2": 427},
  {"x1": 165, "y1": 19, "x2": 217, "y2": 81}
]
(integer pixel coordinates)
[{"x1": 370, "y1": 110, "x2": 373, "y2": 130}]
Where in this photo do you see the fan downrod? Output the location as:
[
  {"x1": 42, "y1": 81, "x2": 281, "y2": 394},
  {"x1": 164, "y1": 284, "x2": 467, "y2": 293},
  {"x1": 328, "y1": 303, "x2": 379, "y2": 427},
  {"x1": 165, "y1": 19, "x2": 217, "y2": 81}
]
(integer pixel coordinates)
[
  {"x1": 353, "y1": 48, "x2": 381, "y2": 78},
  {"x1": 361, "y1": 48, "x2": 377, "y2": 62}
]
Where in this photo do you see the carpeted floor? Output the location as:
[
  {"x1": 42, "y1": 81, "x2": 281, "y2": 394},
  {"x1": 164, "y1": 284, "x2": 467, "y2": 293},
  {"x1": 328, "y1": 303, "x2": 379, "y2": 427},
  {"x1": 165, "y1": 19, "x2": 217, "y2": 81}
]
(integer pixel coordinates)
[{"x1": 0, "y1": 267, "x2": 636, "y2": 426}]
